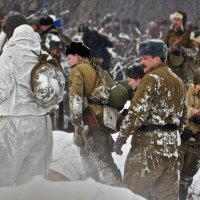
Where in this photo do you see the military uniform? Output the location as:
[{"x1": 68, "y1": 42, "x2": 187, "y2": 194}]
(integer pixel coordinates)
[
  {"x1": 119, "y1": 63, "x2": 187, "y2": 199},
  {"x1": 180, "y1": 84, "x2": 200, "y2": 199},
  {"x1": 69, "y1": 58, "x2": 122, "y2": 186},
  {"x1": 40, "y1": 24, "x2": 67, "y2": 131},
  {"x1": 41, "y1": 25, "x2": 62, "y2": 62},
  {"x1": 164, "y1": 28, "x2": 195, "y2": 84}
]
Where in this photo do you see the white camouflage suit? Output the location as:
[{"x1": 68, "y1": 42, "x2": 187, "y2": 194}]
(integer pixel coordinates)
[{"x1": 0, "y1": 24, "x2": 53, "y2": 187}]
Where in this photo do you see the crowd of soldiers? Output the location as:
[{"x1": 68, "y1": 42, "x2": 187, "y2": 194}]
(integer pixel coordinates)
[
  {"x1": 65, "y1": 10, "x2": 200, "y2": 200},
  {"x1": 64, "y1": 9, "x2": 200, "y2": 199},
  {"x1": 1, "y1": 6, "x2": 200, "y2": 200}
]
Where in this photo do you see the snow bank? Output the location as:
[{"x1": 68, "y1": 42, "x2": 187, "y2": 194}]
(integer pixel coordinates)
[
  {"x1": 0, "y1": 130, "x2": 199, "y2": 199},
  {"x1": 0, "y1": 176, "x2": 146, "y2": 200}
]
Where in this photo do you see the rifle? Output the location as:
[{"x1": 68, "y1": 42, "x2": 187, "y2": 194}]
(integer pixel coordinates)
[{"x1": 168, "y1": 30, "x2": 190, "y2": 53}]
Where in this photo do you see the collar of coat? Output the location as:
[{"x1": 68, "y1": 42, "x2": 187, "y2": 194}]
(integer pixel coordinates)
[
  {"x1": 146, "y1": 62, "x2": 167, "y2": 74},
  {"x1": 71, "y1": 58, "x2": 90, "y2": 68}
]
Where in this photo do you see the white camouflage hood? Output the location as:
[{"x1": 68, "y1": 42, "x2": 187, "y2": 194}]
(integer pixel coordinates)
[{"x1": 0, "y1": 24, "x2": 53, "y2": 116}]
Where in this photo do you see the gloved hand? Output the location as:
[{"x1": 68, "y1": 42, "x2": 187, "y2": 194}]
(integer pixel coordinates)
[
  {"x1": 181, "y1": 128, "x2": 193, "y2": 140},
  {"x1": 73, "y1": 125, "x2": 84, "y2": 147},
  {"x1": 113, "y1": 134, "x2": 127, "y2": 155},
  {"x1": 193, "y1": 116, "x2": 200, "y2": 124}
]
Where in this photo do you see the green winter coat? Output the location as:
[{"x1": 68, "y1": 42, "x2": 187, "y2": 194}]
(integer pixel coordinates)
[
  {"x1": 121, "y1": 63, "x2": 187, "y2": 199},
  {"x1": 120, "y1": 63, "x2": 187, "y2": 146},
  {"x1": 69, "y1": 59, "x2": 122, "y2": 185},
  {"x1": 164, "y1": 29, "x2": 193, "y2": 68},
  {"x1": 69, "y1": 58, "x2": 103, "y2": 125},
  {"x1": 164, "y1": 29, "x2": 192, "y2": 49}
]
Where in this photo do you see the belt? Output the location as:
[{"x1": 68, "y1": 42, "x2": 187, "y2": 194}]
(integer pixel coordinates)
[{"x1": 139, "y1": 124, "x2": 178, "y2": 131}]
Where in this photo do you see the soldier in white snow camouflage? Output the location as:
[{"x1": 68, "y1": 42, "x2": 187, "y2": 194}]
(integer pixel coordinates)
[
  {"x1": 113, "y1": 39, "x2": 187, "y2": 200},
  {"x1": 0, "y1": 14, "x2": 53, "y2": 186}
]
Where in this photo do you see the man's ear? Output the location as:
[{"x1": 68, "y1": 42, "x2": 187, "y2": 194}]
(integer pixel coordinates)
[{"x1": 154, "y1": 56, "x2": 161, "y2": 64}]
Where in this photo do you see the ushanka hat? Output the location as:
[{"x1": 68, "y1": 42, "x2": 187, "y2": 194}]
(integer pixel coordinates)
[
  {"x1": 65, "y1": 41, "x2": 91, "y2": 58},
  {"x1": 170, "y1": 11, "x2": 187, "y2": 28},
  {"x1": 190, "y1": 30, "x2": 200, "y2": 44},
  {"x1": 3, "y1": 14, "x2": 28, "y2": 39},
  {"x1": 139, "y1": 39, "x2": 168, "y2": 61}
]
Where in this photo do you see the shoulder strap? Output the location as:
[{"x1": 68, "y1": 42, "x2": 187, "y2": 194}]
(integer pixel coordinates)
[
  {"x1": 31, "y1": 50, "x2": 48, "y2": 62},
  {"x1": 31, "y1": 50, "x2": 64, "y2": 73},
  {"x1": 88, "y1": 58, "x2": 110, "y2": 89}
]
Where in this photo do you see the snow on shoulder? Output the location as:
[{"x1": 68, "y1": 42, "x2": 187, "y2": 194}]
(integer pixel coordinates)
[{"x1": 0, "y1": 176, "x2": 146, "y2": 200}]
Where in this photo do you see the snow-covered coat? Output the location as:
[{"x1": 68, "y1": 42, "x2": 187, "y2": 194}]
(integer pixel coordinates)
[
  {"x1": 0, "y1": 24, "x2": 52, "y2": 116},
  {"x1": 69, "y1": 58, "x2": 103, "y2": 125},
  {"x1": 121, "y1": 63, "x2": 187, "y2": 199},
  {"x1": 69, "y1": 59, "x2": 122, "y2": 185},
  {"x1": 120, "y1": 63, "x2": 187, "y2": 147}
]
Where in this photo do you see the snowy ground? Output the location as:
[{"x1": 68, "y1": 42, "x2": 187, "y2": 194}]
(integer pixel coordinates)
[
  {"x1": 50, "y1": 131, "x2": 131, "y2": 180},
  {"x1": 0, "y1": 131, "x2": 145, "y2": 200},
  {"x1": 50, "y1": 131, "x2": 200, "y2": 199},
  {"x1": 0, "y1": 130, "x2": 199, "y2": 199}
]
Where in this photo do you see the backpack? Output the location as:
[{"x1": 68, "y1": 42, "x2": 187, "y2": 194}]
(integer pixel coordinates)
[
  {"x1": 89, "y1": 58, "x2": 129, "y2": 132},
  {"x1": 31, "y1": 51, "x2": 65, "y2": 108},
  {"x1": 89, "y1": 58, "x2": 129, "y2": 110}
]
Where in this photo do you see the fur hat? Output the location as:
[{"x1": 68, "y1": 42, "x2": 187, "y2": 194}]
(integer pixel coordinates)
[
  {"x1": 138, "y1": 39, "x2": 168, "y2": 61},
  {"x1": 170, "y1": 11, "x2": 187, "y2": 28},
  {"x1": 39, "y1": 16, "x2": 54, "y2": 26},
  {"x1": 3, "y1": 14, "x2": 28, "y2": 39},
  {"x1": 65, "y1": 41, "x2": 91, "y2": 58},
  {"x1": 126, "y1": 64, "x2": 144, "y2": 79},
  {"x1": 190, "y1": 30, "x2": 200, "y2": 44}
]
